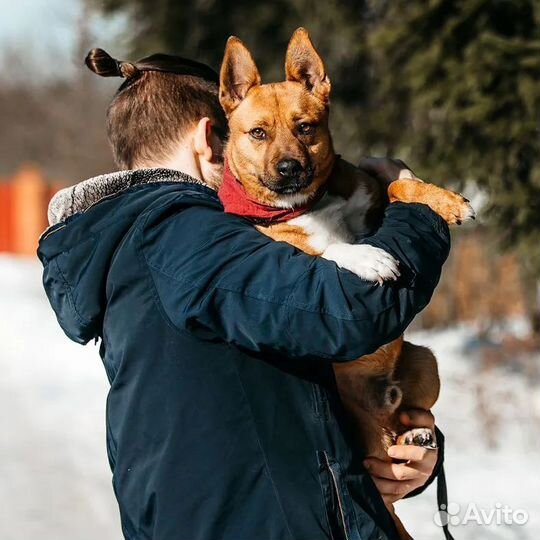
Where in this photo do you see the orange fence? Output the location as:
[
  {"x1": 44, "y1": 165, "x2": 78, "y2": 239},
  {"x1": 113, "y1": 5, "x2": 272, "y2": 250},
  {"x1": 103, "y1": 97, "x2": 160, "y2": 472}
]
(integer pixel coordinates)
[{"x1": 0, "y1": 167, "x2": 63, "y2": 256}]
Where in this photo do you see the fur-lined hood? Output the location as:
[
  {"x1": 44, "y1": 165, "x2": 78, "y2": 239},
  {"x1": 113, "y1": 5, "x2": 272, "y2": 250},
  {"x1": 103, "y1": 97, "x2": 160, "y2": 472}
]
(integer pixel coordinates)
[
  {"x1": 39, "y1": 169, "x2": 219, "y2": 344},
  {"x1": 47, "y1": 168, "x2": 207, "y2": 226}
]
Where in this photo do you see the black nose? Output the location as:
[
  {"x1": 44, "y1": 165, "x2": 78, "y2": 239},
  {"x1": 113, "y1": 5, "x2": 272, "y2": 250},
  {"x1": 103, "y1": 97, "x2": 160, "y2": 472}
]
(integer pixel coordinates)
[{"x1": 277, "y1": 159, "x2": 304, "y2": 178}]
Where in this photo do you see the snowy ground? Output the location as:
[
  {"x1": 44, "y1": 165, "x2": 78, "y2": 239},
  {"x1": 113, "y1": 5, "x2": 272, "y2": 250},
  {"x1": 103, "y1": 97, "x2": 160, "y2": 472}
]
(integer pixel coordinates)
[
  {"x1": 0, "y1": 256, "x2": 119, "y2": 540},
  {"x1": 398, "y1": 325, "x2": 540, "y2": 539},
  {"x1": 1, "y1": 254, "x2": 539, "y2": 540}
]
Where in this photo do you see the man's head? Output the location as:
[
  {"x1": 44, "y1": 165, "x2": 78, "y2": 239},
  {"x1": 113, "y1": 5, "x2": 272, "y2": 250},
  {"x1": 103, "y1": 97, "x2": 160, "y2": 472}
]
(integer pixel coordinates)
[
  {"x1": 86, "y1": 49, "x2": 227, "y2": 189},
  {"x1": 219, "y1": 28, "x2": 334, "y2": 208}
]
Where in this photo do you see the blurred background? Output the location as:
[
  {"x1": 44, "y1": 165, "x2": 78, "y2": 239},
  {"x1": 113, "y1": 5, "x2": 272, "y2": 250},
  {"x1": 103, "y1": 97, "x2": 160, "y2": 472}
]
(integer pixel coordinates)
[{"x1": 1, "y1": 0, "x2": 539, "y2": 538}]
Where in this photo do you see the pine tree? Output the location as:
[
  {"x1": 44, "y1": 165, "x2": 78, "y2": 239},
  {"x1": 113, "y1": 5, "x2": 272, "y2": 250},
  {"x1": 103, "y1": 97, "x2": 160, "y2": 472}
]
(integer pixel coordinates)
[
  {"x1": 97, "y1": 0, "x2": 371, "y2": 161},
  {"x1": 96, "y1": 0, "x2": 540, "y2": 328},
  {"x1": 368, "y1": 0, "x2": 540, "y2": 328}
]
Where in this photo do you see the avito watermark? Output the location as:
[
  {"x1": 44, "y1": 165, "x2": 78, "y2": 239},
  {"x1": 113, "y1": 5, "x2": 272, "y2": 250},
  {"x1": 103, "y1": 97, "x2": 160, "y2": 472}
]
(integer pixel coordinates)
[{"x1": 434, "y1": 502, "x2": 529, "y2": 528}]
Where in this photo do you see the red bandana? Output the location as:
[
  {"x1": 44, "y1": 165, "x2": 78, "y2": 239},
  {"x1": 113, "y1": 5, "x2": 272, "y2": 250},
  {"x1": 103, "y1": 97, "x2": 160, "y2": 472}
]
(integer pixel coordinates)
[{"x1": 218, "y1": 160, "x2": 326, "y2": 224}]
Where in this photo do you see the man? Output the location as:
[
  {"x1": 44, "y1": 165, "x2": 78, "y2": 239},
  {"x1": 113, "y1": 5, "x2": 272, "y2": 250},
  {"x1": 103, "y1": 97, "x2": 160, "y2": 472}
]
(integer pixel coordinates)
[{"x1": 39, "y1": 50, "x2": 448, "y2": 540}]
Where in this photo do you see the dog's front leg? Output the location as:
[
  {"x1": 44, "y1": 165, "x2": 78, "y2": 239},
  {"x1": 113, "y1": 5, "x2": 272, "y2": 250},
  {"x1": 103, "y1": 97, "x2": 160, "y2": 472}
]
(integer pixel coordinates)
[{"x1": 322, "y1": 243, "x2": 400, "y2": 285}]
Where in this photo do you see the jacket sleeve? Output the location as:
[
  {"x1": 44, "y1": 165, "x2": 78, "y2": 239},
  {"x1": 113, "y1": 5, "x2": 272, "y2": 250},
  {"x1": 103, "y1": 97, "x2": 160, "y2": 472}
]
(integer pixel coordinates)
[{"x1": 141, "y1": 201, "x2": 450, "y2": 361}]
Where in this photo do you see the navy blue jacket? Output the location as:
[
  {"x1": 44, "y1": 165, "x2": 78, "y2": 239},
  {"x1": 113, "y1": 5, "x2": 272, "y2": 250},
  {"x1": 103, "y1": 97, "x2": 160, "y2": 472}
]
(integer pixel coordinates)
[{"x1": 38, "y1": 170, "x2": 450, "y2": 540}]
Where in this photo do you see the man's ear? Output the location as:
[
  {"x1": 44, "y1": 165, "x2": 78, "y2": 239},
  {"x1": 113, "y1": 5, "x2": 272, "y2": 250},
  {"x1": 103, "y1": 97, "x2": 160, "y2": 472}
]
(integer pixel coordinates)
[
  {"x1": 285, "y1": 27, "x2": 331, "y2": 104},
  {"x1": 193, "y1": 117, "x2": 214, "y2": 163},
  {"x1": 219, "y1": 36, "x2": 261, "y2": 116}
]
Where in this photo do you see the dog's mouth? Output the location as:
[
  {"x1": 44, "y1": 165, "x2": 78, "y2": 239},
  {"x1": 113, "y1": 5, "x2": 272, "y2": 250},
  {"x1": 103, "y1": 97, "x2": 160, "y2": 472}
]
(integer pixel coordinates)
[{"x1": 260, "y1": 167, "x2": 315, "y2": 195}]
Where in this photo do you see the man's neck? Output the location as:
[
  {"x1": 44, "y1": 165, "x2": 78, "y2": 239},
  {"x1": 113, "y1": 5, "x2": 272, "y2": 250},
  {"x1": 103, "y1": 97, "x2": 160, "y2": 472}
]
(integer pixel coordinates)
[
  {"x1": 138, "y1": 144, "x2": 203, "y2": 182},
  {"x1": 136, "y1": 145, "x2": 222, "y2": 192}
]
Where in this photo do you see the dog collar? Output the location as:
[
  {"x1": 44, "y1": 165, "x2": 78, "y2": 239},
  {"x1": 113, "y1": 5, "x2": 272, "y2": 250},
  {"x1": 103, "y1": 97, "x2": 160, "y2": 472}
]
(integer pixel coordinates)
[{"x1": 218, "y1": 159, "x2": 326, "y2": 225}]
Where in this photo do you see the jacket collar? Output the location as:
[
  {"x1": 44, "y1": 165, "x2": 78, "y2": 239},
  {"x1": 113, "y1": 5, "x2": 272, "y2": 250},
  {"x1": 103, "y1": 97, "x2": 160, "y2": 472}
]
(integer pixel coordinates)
[{"x1": 48, "y1": 168, "x2": 209, "y2": 226}]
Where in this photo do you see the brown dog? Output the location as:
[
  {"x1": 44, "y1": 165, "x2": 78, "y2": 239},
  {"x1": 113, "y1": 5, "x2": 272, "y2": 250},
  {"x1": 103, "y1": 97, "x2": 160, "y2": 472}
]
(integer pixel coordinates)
[{"x1": 218, "y1": 28, "x2": 474, "y2": 539}]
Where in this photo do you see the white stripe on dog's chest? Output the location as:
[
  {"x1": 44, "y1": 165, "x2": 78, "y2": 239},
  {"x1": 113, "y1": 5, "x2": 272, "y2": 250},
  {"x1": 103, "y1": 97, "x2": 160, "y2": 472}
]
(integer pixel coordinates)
[{"x1": 288, "y1": 185, "x2": 375, "y2": 254}]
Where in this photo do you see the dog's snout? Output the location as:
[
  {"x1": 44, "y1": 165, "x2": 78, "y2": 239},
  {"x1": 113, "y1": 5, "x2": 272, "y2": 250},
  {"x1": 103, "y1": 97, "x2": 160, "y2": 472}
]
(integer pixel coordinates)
[
  {"x1": 264, "y1": 158, "x2": 314, "y2": 194},
  {"x1": 277, "y1": 159, "x2": 304, "y2": 178}
]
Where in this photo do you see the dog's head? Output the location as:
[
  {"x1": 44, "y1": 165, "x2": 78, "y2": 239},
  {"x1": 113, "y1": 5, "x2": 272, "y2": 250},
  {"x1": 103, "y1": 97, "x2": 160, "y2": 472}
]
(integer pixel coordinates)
[{"x1": 219, "y1": 28, "x2": 334, "y2": 207}]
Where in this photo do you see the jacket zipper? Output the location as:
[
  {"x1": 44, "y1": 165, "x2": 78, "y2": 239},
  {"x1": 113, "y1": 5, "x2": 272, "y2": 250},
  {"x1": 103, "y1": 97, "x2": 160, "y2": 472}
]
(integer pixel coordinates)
[{"x1": 323, "y1": 451, "x2": 350, "y2": 540}]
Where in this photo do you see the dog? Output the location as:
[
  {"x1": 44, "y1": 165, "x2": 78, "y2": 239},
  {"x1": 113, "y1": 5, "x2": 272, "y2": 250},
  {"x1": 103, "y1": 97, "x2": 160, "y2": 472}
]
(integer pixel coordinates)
[{"x1": 218, "y1": 27, "x2": 474, "y2": 539}]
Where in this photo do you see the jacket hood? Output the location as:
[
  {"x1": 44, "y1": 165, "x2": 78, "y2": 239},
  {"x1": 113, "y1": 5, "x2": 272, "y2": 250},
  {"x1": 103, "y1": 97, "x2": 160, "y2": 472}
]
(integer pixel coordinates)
[{"x1": 38, "y1": 168, "x2": 218, "y2": 344}]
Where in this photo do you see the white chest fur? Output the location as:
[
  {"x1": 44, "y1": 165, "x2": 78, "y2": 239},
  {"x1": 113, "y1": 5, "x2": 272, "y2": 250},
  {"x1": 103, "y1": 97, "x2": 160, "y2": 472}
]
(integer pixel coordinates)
[
  {"x1": 288, "y1": 182, "x2": 376, "y2": 253},
  {"x1": 289, "y1": 184, "x2": 400, "y2": 284}
]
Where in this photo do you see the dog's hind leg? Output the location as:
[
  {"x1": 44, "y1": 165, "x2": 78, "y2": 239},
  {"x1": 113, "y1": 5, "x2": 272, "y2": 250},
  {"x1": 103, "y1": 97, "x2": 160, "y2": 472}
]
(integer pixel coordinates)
[
  {"x1": 393, "y1": 341, "x2": 440, "y2": 447},
  {"x1": 395, "y1": 341, "x2": 440, "y2": 411}
]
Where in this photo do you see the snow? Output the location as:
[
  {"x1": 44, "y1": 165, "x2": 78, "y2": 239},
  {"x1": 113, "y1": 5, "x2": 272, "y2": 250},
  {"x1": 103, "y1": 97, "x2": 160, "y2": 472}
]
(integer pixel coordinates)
[
  {"x1": 1, "y1": 254, "x2": 539, "y2": 539},
  {"x1": 397, "y1": 327, "x2": 540, "y2": 539},
  {"x1": 0, "y1": 255, "x2": 119, "y2": 540}
]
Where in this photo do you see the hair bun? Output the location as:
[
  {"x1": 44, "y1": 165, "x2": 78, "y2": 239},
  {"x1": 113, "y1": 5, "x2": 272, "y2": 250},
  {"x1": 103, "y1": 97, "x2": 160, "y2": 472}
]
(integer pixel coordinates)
[
  {"x1": 85, "y1": 48, "x2": 139, "y2": 79},
  {"x1": 85, "y1": 48, "x2": 121, "y2": 77}
]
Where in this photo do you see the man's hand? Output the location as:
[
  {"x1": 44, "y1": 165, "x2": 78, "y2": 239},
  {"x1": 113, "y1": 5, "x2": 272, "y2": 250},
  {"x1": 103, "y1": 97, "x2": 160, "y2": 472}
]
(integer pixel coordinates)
[
  {"x1": 363, "y1": 409, "x2": 438, "y2": 504},
  {"x1": 357, "y1": 156, "x2": 418, "y2": 187}
]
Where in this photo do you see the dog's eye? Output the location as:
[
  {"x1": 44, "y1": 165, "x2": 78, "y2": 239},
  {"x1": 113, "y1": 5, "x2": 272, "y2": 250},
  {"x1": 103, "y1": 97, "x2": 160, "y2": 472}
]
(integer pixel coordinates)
[
  {"x1": 249, "y1": 128, "x2": 267, "y2": 140},
  {"x1": 298, "y1": 123, "x2": 315, "y2": 135}
]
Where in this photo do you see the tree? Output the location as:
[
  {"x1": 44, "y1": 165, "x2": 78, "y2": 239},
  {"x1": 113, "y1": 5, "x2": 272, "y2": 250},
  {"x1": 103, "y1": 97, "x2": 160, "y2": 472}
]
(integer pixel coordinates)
[
  {"x1": 96, "y1": 0, "x2": 540, "y2": 329},
  {"x1": 96, "y1": 0, "x2": 372, "y2": 161},
  {"x1": 368, "y1": 0, "x2": 540, "y2": 330},
  {"x1": 0, "y1": 4, "x2": 116, "y2": 180}
]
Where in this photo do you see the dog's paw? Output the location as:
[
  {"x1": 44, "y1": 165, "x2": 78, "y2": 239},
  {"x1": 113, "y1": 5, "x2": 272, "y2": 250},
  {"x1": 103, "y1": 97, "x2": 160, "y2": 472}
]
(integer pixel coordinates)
[
  {"x1": 396, "y1": 427, "x2": 437, "y2": 449},
  {"x1": 441, "y1": 191, "x2": 476, "y2": 226},
  {"x1": 323, "y1": 244, "x2": 400, "y2": 285}
]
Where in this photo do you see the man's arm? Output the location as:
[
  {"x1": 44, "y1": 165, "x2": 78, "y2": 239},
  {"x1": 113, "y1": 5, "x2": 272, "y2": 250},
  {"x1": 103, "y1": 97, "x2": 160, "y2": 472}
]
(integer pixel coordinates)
[
  {"x1": 357, "y1": 156, "x2": 419, "y2": 188},
  {"x1": 142, "y1": 200, "x2": 449, "y2": 361}
]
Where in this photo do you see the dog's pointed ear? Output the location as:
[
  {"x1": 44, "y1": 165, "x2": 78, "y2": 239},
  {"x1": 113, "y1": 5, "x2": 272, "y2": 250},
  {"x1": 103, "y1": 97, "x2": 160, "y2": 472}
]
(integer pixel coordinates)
[
  {"x1": 219, "y1": 36, "x2": 261, "y2": 116},
  {"x1": 285, "y1": 28, "x2": 331, "y2": 104}
]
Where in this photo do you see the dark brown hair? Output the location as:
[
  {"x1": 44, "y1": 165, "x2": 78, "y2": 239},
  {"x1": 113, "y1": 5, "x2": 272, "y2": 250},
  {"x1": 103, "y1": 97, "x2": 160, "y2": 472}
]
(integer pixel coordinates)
[{"x1": 85, "y1": 48, "x2": 227, "y2": 169}]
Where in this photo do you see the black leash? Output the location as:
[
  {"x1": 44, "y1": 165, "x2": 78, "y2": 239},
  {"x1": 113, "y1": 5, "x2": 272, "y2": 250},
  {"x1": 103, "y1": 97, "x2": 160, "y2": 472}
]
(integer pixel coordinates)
[{"x1": 437, "y1": 464, "x2": 455, "y2": 540}]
